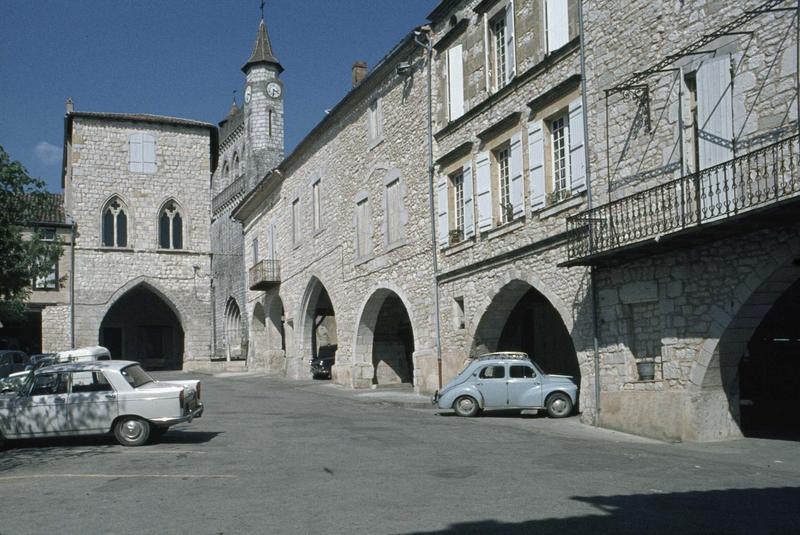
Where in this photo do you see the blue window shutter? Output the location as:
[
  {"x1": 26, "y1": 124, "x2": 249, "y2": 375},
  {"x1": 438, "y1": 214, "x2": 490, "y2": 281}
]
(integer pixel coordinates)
[
  {"x1": 509, "y1": 131, "x2": 524, "y2": 218},
  {"x1": 546, "y1": 0, "x2": 569, "y2": 52},
  {"x1": 528, "y1": 120, "x2": 546, "y2": 210},
  {"x1": 463, "y1": 161, "x2": 475, "y2": 239},
  {"x1": 437, "y1": 174, "x2": 449, "y2": 247},
  {"x1": 475, "y1": 151, "x2": 492, "y2": 231},
  {"x1": 697, "y1": 54, "x2": 733, "y2": 169},
  {"x1": 569, "y1": 98, "x2": 586, "y2": 194},
  {"x1": 505, "y1": 0, "x2": 516, "y2": 83},
  {"x1": 447, "y1": 45, "x2": 465, "y2": 120}
]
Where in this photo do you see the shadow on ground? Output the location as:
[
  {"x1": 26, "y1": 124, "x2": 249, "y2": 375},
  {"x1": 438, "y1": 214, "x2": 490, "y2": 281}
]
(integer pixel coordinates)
[{"x1": 404, "y1": 486, "x2": 800, "y2": 534}]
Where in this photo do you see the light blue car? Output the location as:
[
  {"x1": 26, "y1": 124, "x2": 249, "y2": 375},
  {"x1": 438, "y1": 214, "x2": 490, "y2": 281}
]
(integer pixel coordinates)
[{"x1": 432, "y1": 352, "x2": 578, "y2": 418}]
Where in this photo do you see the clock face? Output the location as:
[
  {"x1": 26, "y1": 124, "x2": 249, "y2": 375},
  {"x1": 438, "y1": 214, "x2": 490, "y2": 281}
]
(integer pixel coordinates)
[
  {"x1": 244, "y1": 85, "x2": 252, "y2": 104},
  {"x1": 266, "y1": 82, "x2": 282, "y2": 98}
]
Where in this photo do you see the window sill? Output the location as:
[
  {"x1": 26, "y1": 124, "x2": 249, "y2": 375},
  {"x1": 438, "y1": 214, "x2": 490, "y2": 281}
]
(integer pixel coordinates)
[
  {"x1": 535, "y1": 193, "x2": 585, "y2": 219},
  {"x1": 442, "y1": 237, "x2": 475, "y2": 256},
  {"x1": 485, "y1": 218, "x2": 524, "y2": 240},
  {"x1": 156, "y1": 248, "x2": 190, "y2": 255},
  {"x1": 98, "y1": 247, "x2": 134, "y2": 253}
]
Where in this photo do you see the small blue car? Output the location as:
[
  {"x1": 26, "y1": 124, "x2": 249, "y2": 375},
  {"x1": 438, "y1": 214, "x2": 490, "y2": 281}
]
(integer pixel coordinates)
[{"x1": 432, "y1": 352, "x2": 578, "y2": 418}]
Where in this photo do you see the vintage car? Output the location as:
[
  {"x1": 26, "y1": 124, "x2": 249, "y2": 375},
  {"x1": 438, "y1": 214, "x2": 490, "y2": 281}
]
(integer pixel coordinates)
[
  {"x1": 0, "y1": 350, "x2": 29, "y2": 379},
  {"x1": 432, "y1": 352, "x2": 578, "y2": 418},
  {"x1": 0, "y1": 360, "x2": 203, "y2": 448}
]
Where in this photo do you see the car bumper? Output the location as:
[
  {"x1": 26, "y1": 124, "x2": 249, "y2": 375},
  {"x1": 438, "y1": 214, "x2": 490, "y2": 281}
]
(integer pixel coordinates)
[{"x1": 150, "y1": 402, "x2": 204, "y2": 426}]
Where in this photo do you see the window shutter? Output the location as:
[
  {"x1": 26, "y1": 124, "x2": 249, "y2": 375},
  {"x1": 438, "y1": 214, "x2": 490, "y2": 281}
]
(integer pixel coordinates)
[
  {"x1": 546, "y1": 0, "x2": 569, "y2": 53},
  {"x1": 697, "y1": 54, "x2": 733, "y2": 169},
  {"x1": 268, "y1": 219, "x2": 277, "y2": 259},
  {"x1": 437, "y1": 174, "x2": 449, "y2": 247},
  {"x1": 463, "y1": 161, "x2": 475, "y2": 239},
  {"x1": 447, "y1": 45, "x2": 465, "y2": 121},
  {"x1": 528, "y1": 120, "x2": 546, "y2": 210},
  {"x1": 129, "y1": 134, "x2": 143, "y2": 173},
  {"x1": 475, "y1": 151, "x2": 493, "y2": 231},
  {"x1": 142, "y1": 134, "x2": 156, "y2": 174},
  {"x1": 505, "y1": 0, "x2": 516, "y2": 82},
  {"x1": 569, "y1": 97, "x2": 587, "y2": 194},
  {"x1": 509, "y1": 132, "x2": 524, "y2": 218}
]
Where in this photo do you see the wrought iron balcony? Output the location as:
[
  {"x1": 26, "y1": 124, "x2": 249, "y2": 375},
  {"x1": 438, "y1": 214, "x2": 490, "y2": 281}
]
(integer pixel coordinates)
[
  {"x1": 249, "y1": 259, "x2": 281, "y2": 291},
  {"x1": 565, "y1": 134, "x2": 800, "y2": 265}
]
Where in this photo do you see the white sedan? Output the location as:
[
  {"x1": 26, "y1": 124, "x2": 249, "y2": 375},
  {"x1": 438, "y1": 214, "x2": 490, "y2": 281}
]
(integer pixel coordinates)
[{"x1": 0, "y1": 360, "x2": 203, "y2": 448}]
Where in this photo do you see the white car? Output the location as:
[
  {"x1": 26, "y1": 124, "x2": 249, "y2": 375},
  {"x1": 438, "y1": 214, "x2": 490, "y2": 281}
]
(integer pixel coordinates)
[{"x1": 0, "y1": 360, "x2": 203, "y2": 448}]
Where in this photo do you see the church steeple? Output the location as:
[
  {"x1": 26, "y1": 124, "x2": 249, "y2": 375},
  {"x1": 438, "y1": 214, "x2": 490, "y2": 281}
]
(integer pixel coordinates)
[{"x1": 242, "y1": 17, "x2": 283, "y2": 74}]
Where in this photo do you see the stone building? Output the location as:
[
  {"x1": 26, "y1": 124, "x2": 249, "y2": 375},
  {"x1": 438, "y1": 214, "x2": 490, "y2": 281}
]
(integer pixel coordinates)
[
  {"x1": 58, "y1": 107, "x2": 217, "y2": 370},
  {"x1": 564, "y1": 0, "x2": 800, "y2": 440},
  {"x1": 210, "y1": 18, "x2": 285, "y2": 363},
  {"x1": 234, "y1": 29, "x2": 437, "y2": 389}
]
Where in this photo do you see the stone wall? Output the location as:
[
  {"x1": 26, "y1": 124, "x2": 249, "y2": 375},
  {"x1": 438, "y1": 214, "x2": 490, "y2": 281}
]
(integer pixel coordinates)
[{"x1": 41, "y1": 305, "x2": 71, "y2": 352}]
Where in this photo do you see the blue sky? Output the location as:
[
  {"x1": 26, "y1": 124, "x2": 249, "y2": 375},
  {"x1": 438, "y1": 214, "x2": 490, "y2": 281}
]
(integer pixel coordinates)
[{"x1": 0, "y1": 1, "x2": 432, "y2": 192}]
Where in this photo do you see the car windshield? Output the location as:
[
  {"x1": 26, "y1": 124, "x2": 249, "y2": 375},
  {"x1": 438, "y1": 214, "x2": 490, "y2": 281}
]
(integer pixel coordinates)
[{"x1": 120, "y1": 365, "x2": 155, "y2": 388}]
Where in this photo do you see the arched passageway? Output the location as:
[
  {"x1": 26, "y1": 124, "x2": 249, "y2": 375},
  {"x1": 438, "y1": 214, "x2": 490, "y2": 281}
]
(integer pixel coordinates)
[
  {"x1": 302, "y1": 280, "x2": 337, "y2": 372},
  {"x1": 355, "y1": 289, "x2": 415, "y2": 385},
  {"x1": 99, "y1": 284, "x2": 184, "y2": 370},
  {"x1": 473, "y1": 281, "x2": 579, "y2": 380},
  {"x1": 252, "y1": 296, "x2": 286, "y2": 372},
  {"x1": 224, "y1": 298, "x2": 244, "y2": 360}
]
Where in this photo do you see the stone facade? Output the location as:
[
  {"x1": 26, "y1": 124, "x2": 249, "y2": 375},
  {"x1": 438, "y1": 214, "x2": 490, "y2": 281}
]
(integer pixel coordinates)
[{"x1": 60, "y1": 112, "x2": 216, "y2": 368}]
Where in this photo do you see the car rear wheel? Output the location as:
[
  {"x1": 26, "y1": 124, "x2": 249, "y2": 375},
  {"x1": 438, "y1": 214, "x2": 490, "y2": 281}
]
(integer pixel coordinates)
[
  {"x1": 114, "y1": 417, "x2": 150, "y2": 447},
  {"x1": 453, "y1": 395, "x2": 480, "y2": 417},
  {"x1": 546, "y1": 392, "x2": 573, "y2": 418}
]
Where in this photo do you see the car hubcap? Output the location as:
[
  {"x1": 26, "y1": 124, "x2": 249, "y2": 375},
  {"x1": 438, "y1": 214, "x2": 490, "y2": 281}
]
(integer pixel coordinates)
[
  {"x1": 458, "y1": 398, "x2": 474, "y2": 412},
  {"x1": 552, "y1": 398, "x2": 567, "y2": 414},
  {"x1": 122, "y1": 420, "x2": 144, "y2": 441}
]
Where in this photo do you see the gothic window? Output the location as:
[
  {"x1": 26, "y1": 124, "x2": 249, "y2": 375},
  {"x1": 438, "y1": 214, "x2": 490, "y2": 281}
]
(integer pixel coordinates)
[
  {"x1": 224, "y1": 298, "x2": 243, "y2": 359},
  {"x1": 102, "y1": 197, "x2": 128, "y2": 248},
  {"x1": 233, "y1": 153, "x2": 240, "y2": 177},
  {"x1": 222, "y1": 161, "x2": 230, "y2": 181},
  {"x1": 129, "y1": 133, "x2": 156, "y2": 174},
  {"x1": 158, "y1": 201, "x2": 183, "y2": 250}
]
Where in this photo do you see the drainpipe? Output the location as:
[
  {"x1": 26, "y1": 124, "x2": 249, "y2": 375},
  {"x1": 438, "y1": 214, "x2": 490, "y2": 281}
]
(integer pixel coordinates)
[
  {"x1": 414, "y1": 26, "x2": 443, "y2": 390},
  {"x1": 578, "y1": 1, "x2": 601, "y2": 424},
  {"x1": 69, "y1": 217, "x2": 76, "y2": 349}
]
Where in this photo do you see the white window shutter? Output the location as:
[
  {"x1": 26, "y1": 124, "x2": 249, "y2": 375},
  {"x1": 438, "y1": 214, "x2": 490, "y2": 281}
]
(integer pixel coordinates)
[
  {"x1": 437, "y1": 175, "x2": 449, "y2": 247},
  {"x1": 505, "y1": 1, "x2": 516, "y2": 83},
  {"x1": 475, "y1": 151, "x2": 493, "y2": 231},
  {"x1": 447, "y1": 45, "x2": 465, "y2": 121},
  {"x1": 546, "y1": 0, "x2": 569, "y2": 53},
  {"x1": 463, "y1": 161, "x2": 475, "y2": 239},
  {"x1": 697, "y1": 54, "x2": 733, "y2": 169},
  {"x1": 142, "y1": 134, "x2": 156, "y2": 174},
  {"x1": 509, "y1": 132, "x2": 524, "y2": 217},
  {"x1": 129, "y1": 133, "x2": 143, "y2": 173},
  {"x1": 569, "y1": 98, "x2": 587, "y2": 194},
  {"x1": 528, "y1": 120, "x2": 546, "y2": 210}
]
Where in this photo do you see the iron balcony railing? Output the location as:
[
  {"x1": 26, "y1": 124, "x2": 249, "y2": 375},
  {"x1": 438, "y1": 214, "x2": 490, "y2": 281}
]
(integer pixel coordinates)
[
  {"x1": 567, "y1": 134, "x2": 800, "y2": 262},
  {"x1": 212, "y1": 174, "x2": 246, "y2": 214},
  {"x1": 249, "y1": 259, "x2": 281, "y2": 291}
]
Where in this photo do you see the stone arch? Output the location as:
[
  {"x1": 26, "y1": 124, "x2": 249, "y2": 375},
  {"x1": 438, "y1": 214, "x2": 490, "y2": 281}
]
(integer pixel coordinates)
[
  {"x1": 99, "y1": 277, "x2": 187, "y2": 329},
  {"x1": 470, "y1": 276, "x2": 580, "y2": 380},
  {"x1": 224, "y1": 297, "x2": 244, "y2": 360},
  {"x1": 99, "y1": 280, "x2": 185, "y2": 370},
  {"x1": 353, "y1": 284, "x2": 420, "y2": 386},
  {"x1": 254, "y1": 293, "x2": 286, "y2": 373},
  {"x1": 296, "y1": 276, "x2": 337, "y2": 378}
]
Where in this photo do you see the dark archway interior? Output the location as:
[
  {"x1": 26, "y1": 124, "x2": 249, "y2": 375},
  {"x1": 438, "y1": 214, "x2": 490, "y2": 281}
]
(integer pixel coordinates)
[
  {"x1": 739, "y1": 277, "x2": 800, "y2": 439},
  {"x1": 497, "y1": 288, "x2": 580, "y2": 380},
  {"x1": 311, "y1": 287, "x2": 336, "y2": 364},
  {"x1": 372, "y1": 294, "x2": 414, "y2": 385},
  {"x1": 99, "y1": 286, "x2": 184, "y2": 370}
]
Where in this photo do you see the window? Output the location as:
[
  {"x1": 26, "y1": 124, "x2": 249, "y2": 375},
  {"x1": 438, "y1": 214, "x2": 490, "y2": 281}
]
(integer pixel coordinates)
[
  {"x1": 454, "y1": 297, "x2": 465, "y2": 330},
  {"x1": 479, "y1": 365, "x2": 505, "y2": 379},
  {"x1": 30, "y1": 373, "x2": 68, "y2": 396},
  {"x1": 510, "y1": 365, "x2": 535, "y2": 379},
  {"x1": 102, "y1": 197, "x2": 128, "y2": 248},
  {"x1": 495, "y1": 145, "x2": 512, "y2": 224},
  {"x1": 385, "y1": 178, "x2": 402, "y2": 245},
  {"x1": 447, "y1": 44, "x2": 465, "y2": 120},
  {"x1": 252, "y1": 237, "x2": 259, "y2": 264},
  {"x1": 312, "y1": 180, "x2": 321, "y2": 232},
  {"x1": 452, "y1": 171, "x2": 465, "y2": 241},
  {"x1": 39, "y1": 228, "x2": 56, "y2": 242},
  {"x1": 233, "y1": 153, "x2": 240, "y2": 177},
  {"x1": 70, "y1": 371, "x2": 113, "y2": 393},
  {"x1": 367, "y1": 98, "x2": 383, "y2": 145},
  {"x1": 158, "y1": 201, "x2": 183, "y2": 249},
  {"x1": 34, "y1": 227, "x2": 58, "y2": 290},
  {"x1": 355, "y1": 197, "x2": 372, "y2": 258},
  {"x1": 222, "y1": 161, "x2": 230, "y2": 180},
  {"x1": 550, "y1": 114, "x2": 571, "y2": 203},
  {"x1": 439, "y1": 162, "x2": 474, "y2": 247},
  {"x1": 491, "y1": 14, "x2": 507, "y2": 91},
  {"x1": 292, "y1": 198, "x2": 300, "y2": 247},
  {"x1": 545, "y1": 0, "x2": 570, "y2": 53},
  {"x1": 486, "y1": 4, "x2": 515, "y2": 92},
  {"x1": 129, "y1": 133, "x2": 155, "y2": 174}
]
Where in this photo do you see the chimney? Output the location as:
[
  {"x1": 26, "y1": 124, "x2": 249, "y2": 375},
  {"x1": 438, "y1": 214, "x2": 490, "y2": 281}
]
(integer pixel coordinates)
[
  {"x1": 66, "y1": 97, "x2": 74, "y2": 114},
  {"x1": 352, "y1": 61, "x2": 368, "y2": 87}
]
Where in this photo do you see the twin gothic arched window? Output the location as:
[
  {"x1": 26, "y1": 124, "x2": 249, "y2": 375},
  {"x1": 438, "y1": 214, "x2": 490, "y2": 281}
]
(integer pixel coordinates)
[{"x1": 101, "y1": 196, "x2": 184, "y2": 250}]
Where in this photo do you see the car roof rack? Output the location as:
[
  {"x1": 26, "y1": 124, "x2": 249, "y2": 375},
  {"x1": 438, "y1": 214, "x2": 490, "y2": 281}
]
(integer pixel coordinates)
[{"x1": 472, "y1": 352, "x2": 531, "y2": 362}]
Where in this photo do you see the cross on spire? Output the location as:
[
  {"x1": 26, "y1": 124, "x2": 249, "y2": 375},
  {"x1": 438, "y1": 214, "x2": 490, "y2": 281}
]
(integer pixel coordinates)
[{"x1": 260, "y1": 0, "x2": 265, "y2": 21}]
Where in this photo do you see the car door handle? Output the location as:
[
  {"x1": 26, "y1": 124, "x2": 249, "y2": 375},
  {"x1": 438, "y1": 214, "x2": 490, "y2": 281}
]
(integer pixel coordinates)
[
  {"x1": 54, "y1": 397, "x2": 66, "y2": 404},
  {"x1": 105, "y1": 393, "x2": 117, "y2": 399}
]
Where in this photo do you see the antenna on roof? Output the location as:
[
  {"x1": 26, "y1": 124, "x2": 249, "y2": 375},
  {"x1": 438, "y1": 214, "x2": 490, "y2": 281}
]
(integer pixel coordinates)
[{"x1": 260, "y1": 0, "x2": 265, "y2": 20}]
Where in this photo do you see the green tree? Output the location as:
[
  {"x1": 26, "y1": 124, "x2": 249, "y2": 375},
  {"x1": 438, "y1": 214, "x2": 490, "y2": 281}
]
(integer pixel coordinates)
[{"x1": 0, "y1": 145, "x2": 63, "y2": 322}]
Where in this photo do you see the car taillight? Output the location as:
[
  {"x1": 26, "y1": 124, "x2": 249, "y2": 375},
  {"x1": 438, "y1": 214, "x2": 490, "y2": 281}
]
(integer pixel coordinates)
[
  {"x1": 196, "y1": 382, "x2": 201, "y2": 400},
  {"x1": 179, "y1": 388, "x2": 185, "y2": 409}
]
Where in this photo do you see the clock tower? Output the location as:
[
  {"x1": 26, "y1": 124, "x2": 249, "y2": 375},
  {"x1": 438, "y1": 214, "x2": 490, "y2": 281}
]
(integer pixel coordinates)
[{"x1": 242, "y1": 15, "x2": 284, "y2": 185}]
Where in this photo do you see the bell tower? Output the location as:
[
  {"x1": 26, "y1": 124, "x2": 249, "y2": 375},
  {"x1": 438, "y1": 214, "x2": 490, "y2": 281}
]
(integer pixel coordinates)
[{"x1": 242, "y1": 11, "x2": 284, "y2": 185}]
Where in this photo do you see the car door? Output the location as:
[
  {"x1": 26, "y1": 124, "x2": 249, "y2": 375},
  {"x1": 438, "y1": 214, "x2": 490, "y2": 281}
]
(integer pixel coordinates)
[
  {"x1": 66, "y1": 370, "x2": 119, "y2": 433},
  {"x1": 506, "y1": 364, "x2": 543, "y2": 408},
  {"x1": 13, "y1": 372, "x2": 69, "y2": 437},
  {"x1": 474, "y1": 364, "x2": 508, "y2": 408}
]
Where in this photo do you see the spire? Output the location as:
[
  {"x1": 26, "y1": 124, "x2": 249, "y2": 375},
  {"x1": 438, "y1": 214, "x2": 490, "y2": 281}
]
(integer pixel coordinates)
[{"x1": 242, "y1": 15, "x2": 283, "y2": 74}]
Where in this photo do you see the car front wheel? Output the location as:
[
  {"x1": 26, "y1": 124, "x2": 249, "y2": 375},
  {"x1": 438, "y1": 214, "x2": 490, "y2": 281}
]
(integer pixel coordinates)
[
  {"x1": 546, "y1": 392, "x2": 573, "y2": 418},
  {"x1": 453, "y1": 395, "x2": 480, "y2": 417},
  {"x1": 114, "y1": 417, "x2": 151, "y2": 447}
]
